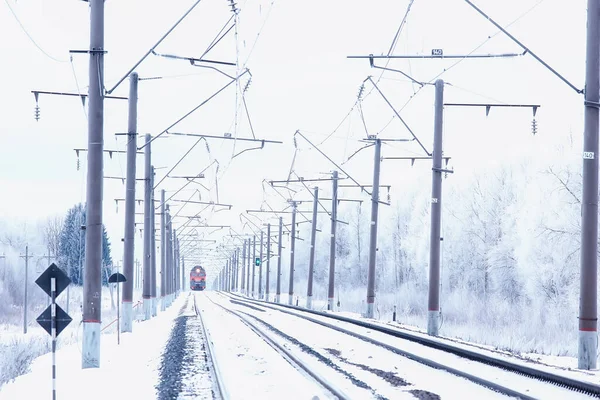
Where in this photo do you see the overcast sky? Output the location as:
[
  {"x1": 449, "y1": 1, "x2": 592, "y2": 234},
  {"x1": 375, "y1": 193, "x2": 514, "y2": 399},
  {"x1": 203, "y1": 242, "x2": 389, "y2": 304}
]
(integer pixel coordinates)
[{"x1": 0, "y1": 0, "x2": 589, "y2": 273}]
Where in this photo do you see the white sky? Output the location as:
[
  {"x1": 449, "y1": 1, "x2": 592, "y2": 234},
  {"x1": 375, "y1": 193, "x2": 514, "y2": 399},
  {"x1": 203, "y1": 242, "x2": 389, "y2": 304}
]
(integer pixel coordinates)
[{"x1": 0, "y1": 0, "x2": 590, "y2": 275}]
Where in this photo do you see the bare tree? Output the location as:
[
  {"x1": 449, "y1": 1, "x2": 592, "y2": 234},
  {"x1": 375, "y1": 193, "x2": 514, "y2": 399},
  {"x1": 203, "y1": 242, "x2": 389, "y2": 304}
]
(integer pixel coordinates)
[{"x1": 40, "y1": 215, "x2": 63, "y2": 259}]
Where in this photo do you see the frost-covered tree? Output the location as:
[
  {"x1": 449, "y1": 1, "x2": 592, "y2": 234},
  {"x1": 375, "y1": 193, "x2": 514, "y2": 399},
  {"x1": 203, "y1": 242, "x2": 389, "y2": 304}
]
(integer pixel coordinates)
[{"x1": 58, "y1": 203, "x2": 113, "y2": 285}]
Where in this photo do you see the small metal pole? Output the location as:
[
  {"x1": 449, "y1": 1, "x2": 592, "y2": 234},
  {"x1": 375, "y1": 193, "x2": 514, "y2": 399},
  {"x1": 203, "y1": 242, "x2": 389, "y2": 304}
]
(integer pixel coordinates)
[
  {"x1": 328, "y1": 171, "x2": 338, "y2": 311},
  {"x1": 307, "y1": 187, "x2": 319, "y2": 310},
  {"x1": 288, "y1": 202, "x2": 297, "y2": 305},
  {"x1": 266, "y1": 224, "x2": 271, "y2": 301},
  {"x1": 276, "y1": 217, "x2": 283, "y2": 303},
  {"x1": 51, "y1": 276, "x2": 56, "y2": 400}
]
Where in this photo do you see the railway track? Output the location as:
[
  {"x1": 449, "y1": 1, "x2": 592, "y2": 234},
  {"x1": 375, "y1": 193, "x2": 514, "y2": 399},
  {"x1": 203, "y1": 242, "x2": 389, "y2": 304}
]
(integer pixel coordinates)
[
  {"x1": 192, "y1": 292, "x2": 228, "y2": 400},
  {"x1": 204, "y1": 294, "x2": 352, "y2": 399},
  {"x1": 220, "y1": 291, "x2": 599, "y2": 400},
  {"x1": 211, "y1": 293, "x2": 543, "y2": 399}
]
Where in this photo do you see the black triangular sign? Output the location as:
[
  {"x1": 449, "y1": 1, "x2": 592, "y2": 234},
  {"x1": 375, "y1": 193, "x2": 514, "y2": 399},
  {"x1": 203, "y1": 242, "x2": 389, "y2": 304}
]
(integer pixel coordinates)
[
  {"x1": 35, "y1": 263, "x2": 71, "y2": 298},
  {"x1": 36, "y1": 304, "x2": 73, "y2": 337},
  {"x1": 108, "y1": 272, "x2": 127, "y2": 283}
]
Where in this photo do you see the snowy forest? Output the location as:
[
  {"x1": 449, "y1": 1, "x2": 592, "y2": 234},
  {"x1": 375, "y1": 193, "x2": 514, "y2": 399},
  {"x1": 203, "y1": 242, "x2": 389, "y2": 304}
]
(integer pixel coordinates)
[
  {"x1": 0, "y1": 202, "x2": 113, "y2": 323},
  {"x1": 275, "y1": 131, "x2": 587, "y2": 358}
]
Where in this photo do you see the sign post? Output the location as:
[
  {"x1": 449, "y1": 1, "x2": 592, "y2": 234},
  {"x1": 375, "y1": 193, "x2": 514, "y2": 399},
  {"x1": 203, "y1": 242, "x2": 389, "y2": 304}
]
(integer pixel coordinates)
[
  {"x1": 108, "y1": 272, "x2": 127, "y2": 345},
  {"x1": 35, "y1": 263, "x2": 72, "y2": 400}
]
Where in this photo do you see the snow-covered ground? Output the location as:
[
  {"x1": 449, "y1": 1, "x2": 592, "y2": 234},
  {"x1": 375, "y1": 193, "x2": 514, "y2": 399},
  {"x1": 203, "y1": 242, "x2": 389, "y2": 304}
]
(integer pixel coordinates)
[
  {"x1": 0, "y1": 292, "x2": 184, "y2": 400},
  {"x1": 239, "y1": 289, "x2": 600, "y2": 380},
  {"x1": 1, "y1": 288, "x2": 599, "y2": 400},
  {"x1": 211, "y1": 292, "x2": 596, "y2": 400},
  {"x1": 0, "y1": 285, "x2": 146, "y2": 387}
]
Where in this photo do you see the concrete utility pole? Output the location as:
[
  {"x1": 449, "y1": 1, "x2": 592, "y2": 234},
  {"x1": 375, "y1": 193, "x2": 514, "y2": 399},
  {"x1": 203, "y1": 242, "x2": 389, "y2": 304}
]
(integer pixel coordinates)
[
  {"x1": 288, "y1": 202, "x2": 297, "y2": 306},
  {"x1": 266, "y1": 224, "x2": 271, "y2": 301},
  {"x1": 258, "y1": 231, "x2": 264, "y2": 299},
  {"x1": 366, "y1": 139, "x2": 381, "y2": 319},
  {"x1": 276, "y1": 217, "x2": 283, "y2": 303},
  {"x1": 226, "y1": 260, "x2": 230, "y2": 292},
  {"x1": 165, "y1": 206, "x2": 172, "y2": 306},
  {"x1": 259, "y1": 230, "x2": 264, "y2": 299},
  {"x1": 579, "y1": 0, "x2": 600, "y2": 370},
  {"x1": 428, "y1": 80, "x2": 444, "y2": 336},
  {"x1": 307, "y1": 187, "x2": 319, "y2": 310},
  {"x1": 21, "y1": 245, "x2": 33, "y2": 334},
  {"x1": 252, "y1": 235, "x2": 256, "y2": 297},
  {"x1": 181, "y1": 257, "x2": 185, "y2": 293},
  {"x1": 160, "y1": 190, "x2": 166, "y2": 311},
  {"x1": 234, "y1": 248, "x2": 238, "y2": 292},
  {"x1": 121, "y1": 72, "x2": 138, "y2": 333},
  {"x1": 246, "y1": 238, "x2": 251, "y2": 295},
  {"x1": 241, "y1": 239, "x2": 246, "y2": 293},
  {"x1": 328, "y1": 171, "x2": 339, "y2": 311},
  {"x1": 150, "y1": 166, "x2": 157, "y2": 316},
  {"x1": 170, "y1": 215, "x2": 174, "y2": 302},
  {"x1": 142, "y1": 134, "x2": 152, "y2": 320},
  {"x1": 173, "y1": 229, "x2": 178, "y2": 297},
  {"x1": 82, "y1": 0, "x2": 105, "y2": 369}
]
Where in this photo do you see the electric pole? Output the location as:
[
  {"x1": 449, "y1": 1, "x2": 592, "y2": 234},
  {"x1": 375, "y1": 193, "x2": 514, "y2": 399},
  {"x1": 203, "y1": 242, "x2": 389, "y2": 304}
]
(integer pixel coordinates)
[
  {"x1": 160, "y1": 190, "x2": 166, "y2": 311},
  {"x1": 427, "y1": 80, "x2": 445, "y2": 336},
  {"x1": 82, "y1": 0, "x2": 106, "y2": 369},
  {"x1": 579, "y1": 0, "x2": 600, "y2": 370},
  {"x1": 173, "y1": 229, "x2": 178, "y2": 299},
  {"x1": 241, "y1": 239, "x2": 246, "y2": 293},
  {"x1": 266, "y1": 224, "x2": 271, "y2": 301},
  {"x1": 366, "y1": 139, "x2": 381, "y2": 319},
  {"x1": 122, "y1": 72, "x2": 138, "y2": 332},
  {"x1": 150, "y1": 166, "x2": 157, "y2": 316},
  {"x1": 276, "y1": 217, "x2": 283, "y2": 303},
  {"x1": 288, "y1": 201, "x2": 297, "y2": 306},
  {"x1": 328, "y1": 170, "x2": 338, "y2": 311},
  {"x1": 252, "y1": 235, "x2": 256, "y2": 297},
  {"x1": 165, "y1": 205, "x2": 172, "y2": 306},
  {"x1": 246, "y1": 238, "x2": 251, "y2": 295},
  {"x1": 307, "y1": 187, "x2": 319, "y2": 310},
  {"x1": 21, "y1": 245, "x2": 33, "y2": 334},
  {"x1": 142, "y1": 134, "x2": 152, "y2": 320},
  {"x1": 259, "y1": 230, "x2": 264, "y2": 299}
]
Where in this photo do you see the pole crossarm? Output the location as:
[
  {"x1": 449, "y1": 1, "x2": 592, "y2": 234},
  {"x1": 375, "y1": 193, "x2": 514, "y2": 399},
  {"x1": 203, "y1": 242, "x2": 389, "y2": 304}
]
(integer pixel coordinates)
[
  {"x1": 444, "y1": 102, "x2": 540, "y2": 117},
  {"x1": 347, "y1": 51, "x2": 525, "y2": 59},
  {"x1": 169, "y1": 199, "x2": 232, "y2": 208},
  {"x1": 167, "y1": 132, "x2": 283, "y2": 144},
  {"x1": 32, "y1": 90, "x2": 127, "y2": 100},
  {"x1": 75, "y1": 148, "x2": 144, "y2": 156},
  {"x1": 151, "y1": 50, "x2": 236, "y2": 66},
  {"x1": 246, "y1": 209, "x2": 330, "y2": 214},
  {"x1": 268, "y1": 177, "x2": 346, "y2": 184}
]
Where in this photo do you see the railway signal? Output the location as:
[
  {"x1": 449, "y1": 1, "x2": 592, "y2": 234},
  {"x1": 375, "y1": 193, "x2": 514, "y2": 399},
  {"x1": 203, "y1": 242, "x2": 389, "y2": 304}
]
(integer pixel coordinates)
[
  {"x1": 255, "y1": 257, "x2": 261, "y2": 266},
  {"x1": 35, "y1": 263, "x2": 72, "y2": 400}
]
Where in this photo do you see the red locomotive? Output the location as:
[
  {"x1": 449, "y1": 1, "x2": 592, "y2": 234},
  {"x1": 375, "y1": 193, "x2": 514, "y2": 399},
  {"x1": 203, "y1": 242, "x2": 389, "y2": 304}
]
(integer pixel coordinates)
[{"x1": 190, "y1": 266, "x2": 207, "y2": 291}]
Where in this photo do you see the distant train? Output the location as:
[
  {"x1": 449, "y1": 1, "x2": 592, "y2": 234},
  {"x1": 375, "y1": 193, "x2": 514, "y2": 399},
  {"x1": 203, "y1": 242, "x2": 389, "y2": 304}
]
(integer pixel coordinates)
[{"x1": 190, "y1": 266, "x2": 207, "y2": 291}]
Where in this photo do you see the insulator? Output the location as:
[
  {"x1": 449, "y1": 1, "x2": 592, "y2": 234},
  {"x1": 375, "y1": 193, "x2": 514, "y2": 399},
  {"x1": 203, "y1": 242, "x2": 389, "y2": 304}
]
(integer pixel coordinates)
[
  {"x1": 34, "y1": 105, "x2": 40, "y2": 121},
  {"x1": 76, "y1": 157, "x2": 81, "y2": 171},
  {"x1": 531, "y1": 118, "x2": 538, "y2": 135}
]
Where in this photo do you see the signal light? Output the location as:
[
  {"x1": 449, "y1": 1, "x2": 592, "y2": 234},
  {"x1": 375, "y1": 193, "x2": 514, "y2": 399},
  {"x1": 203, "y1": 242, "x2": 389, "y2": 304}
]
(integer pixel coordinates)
[{"x1": 255, "y1": 257, "x2": 261, "y2": 266}]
